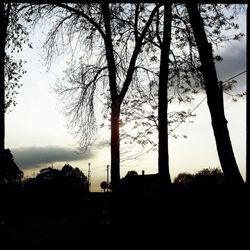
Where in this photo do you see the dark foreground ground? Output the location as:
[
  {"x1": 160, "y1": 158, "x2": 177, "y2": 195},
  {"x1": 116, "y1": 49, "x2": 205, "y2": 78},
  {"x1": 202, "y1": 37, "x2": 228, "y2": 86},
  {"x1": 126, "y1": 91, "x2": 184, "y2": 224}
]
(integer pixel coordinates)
[{"x1": 0, "y1": 188, "x2": 249, "y2": 249}]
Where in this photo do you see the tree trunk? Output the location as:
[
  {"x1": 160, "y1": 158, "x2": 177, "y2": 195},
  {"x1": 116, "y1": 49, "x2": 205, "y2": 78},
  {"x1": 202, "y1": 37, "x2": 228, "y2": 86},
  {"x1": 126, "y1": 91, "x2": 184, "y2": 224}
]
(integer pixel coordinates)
[
  {"x1": 158, "y1": 3, "x2": 172, "y2": 191},
  {"x1": 0, "y1": 3, "x2": 6, "y2": 165},
  {"x1": 246, "y1": 5, "x2": 249, "y2": 188},
  {"x1": 110, "y1": 101, "x2": 121, "y2": 192},
  {"x1": 187, "y1": 2, "x2": 244, "y2": 188},
  {"x1": 101, "y1": 3, "x2": 162, "y2": 193},
  {"x1": 102, "y1": 3, "x2": 121, "y2": 193}
]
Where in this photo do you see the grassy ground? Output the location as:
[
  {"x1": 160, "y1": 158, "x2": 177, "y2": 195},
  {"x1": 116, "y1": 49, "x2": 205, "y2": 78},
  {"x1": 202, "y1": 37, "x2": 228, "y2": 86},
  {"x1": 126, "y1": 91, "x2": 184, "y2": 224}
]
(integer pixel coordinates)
[
  {"x1": 0, "y1": 189, "x2": 248, "y2": 248},
  {"x1": 1, "y1": 193, "x2": 111, "y2": 248}
]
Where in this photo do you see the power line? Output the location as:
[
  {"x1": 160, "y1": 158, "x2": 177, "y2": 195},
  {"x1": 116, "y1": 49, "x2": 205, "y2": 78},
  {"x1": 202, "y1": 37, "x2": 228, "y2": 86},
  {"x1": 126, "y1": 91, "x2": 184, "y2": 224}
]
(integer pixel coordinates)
[
  {"x1": 80, "y1": 70, "x2": 246, "y2": 168},
  {"x1": 116, "y1": 70, "x2": 247, "y2": 166},
  {"x1": 168, "y1": 70, "x2": 246, "y2": 136},
  {"x1": 222, "y1": 70, "x2": 246, "y2": 83},
  {"x1": 168, "y1": 95, "x2": 207, "y2": 136}
]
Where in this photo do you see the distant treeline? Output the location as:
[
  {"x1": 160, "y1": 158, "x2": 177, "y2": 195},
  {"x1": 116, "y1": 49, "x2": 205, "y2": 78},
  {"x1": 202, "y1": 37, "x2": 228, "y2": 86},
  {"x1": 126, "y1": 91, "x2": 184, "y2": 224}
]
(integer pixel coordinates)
[
  {"x1": 0, "y1": 148, "x2": 246, "y2": 226},
  {"x1": 0, "y1": 149, "x2": 89, "y2": 224}
]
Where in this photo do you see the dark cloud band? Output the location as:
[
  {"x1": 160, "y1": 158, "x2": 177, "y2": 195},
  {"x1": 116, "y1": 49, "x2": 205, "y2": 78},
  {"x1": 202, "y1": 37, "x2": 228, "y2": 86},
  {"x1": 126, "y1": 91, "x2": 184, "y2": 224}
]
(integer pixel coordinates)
[
  {"x1": 11, "y1": 145, "x2": 94, "y2": 170},
  {"x1": 216, "y1": 39, "x2": 246, "y2": 84}
]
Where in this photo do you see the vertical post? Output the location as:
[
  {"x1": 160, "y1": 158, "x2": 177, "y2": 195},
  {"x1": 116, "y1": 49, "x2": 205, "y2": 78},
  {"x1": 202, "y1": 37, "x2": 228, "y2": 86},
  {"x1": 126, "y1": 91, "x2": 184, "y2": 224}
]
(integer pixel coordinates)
[
  {"x1": 88, "y1": 162, "x2": 91, "y2": 190},
  {"x1": 106, "y1": 164, "x2": 109, "y2": 192}
]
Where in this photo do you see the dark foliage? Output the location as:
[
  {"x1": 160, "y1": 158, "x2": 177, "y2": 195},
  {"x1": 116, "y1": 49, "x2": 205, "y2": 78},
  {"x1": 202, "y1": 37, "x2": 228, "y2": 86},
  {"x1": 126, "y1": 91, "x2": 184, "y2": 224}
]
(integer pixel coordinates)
[
  {"x1": 0, "y1": 163, "x2": 89, "y2": 227},
  {"x1": 0, "y1": 148, "x2": 23, "y2": 185},
  {"x1": 173, "y1": 168, "x2": 227, "y2": 204},
  {"x1": 0, "y1": 149, "x2": 23, "y2": 225},
  {"x1": 3, "y1": 3, "x2": 31, "y2": 112},
  {"x1": 173, "y1": 167, "x2": 225, "y2": 190},
  {"x1": 192, "y1": 168, "x2": 224, "y2": 187},
  {"x1": 23, "y1": 164, "x2": 89, "y2": 207},
  {"x1": 173, "y1": 172, "x2": 194, "y2": 187}
]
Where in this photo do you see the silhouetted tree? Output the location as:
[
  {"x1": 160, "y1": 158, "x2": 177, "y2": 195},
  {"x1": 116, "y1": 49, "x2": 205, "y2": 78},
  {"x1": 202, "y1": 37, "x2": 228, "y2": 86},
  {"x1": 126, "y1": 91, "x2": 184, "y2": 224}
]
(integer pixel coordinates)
[
  {"x1": 0, "y1": 3, "x2": 6, "y2": 170},
  {"x1": 100, "y1": 3, "x2": 162, "y2": 192},
  {"x1": 23, "y1": 3, "x2": 245, "y2": 193},
  {"x1": 25, "y1": 3, "x2": 162, "y2": 192},
  {"x1": 61, "y1": 163, "x2": 89, "y2": 193},
  {"x1": 157, "y1": 3, "x2": 172, "y2": 190},
  {"x1": 0, "y1": 3, "x2": 30, "y2": 170},
  {"x1": 99, "y1": 5, "x2": 195, "y2": 170},
  {"x1": 0, "y1": 148, "x2": 23, "y2": 185},
  {"x1": 110, "y1": 4, "x2": 245, "y2": 190},
  {"x1": 0, "y1": 149, "x2": 23, "y2": 224},
  {"x1": 120, "y1": 3, "x2": 173, "y2": 190},
  {"x1": 186, "y1": 2, "x2": 244, "y2": 188},
  {"x1": 247, "y1": 5, "x2": 249, "y2": 188},
  {"x1": 34, "y1": 167, "x2": 62, "y2": 201},
  {"x1": 24, "y1": 164, "x2": 88, "y2": 208},
  {"x1": 35, "y1": 164, "x2": 88, "y2": 193},
  {"x1": 173, "y1": 168, "x2": 225, "y2": 191}
]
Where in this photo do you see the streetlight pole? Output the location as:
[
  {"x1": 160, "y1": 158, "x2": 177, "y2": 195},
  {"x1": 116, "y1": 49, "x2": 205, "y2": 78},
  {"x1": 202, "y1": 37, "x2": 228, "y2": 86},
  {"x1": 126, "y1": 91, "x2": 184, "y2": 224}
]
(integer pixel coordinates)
[
  {"x1": 88, "y1": 162, "x2": 91, "y2": 190},
  {"x1": 106, "y1": 165, "x2": 109, "y2": 192}
]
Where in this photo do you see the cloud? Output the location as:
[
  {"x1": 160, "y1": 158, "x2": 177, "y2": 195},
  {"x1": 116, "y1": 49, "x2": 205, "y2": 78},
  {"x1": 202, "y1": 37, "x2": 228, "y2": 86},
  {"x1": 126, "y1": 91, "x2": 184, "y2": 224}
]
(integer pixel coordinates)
[
  {"x1": 11, "y1": 145, "x2": 95, "y2": 170},
  {"x1": 216, "y1": 38, "x2": 246, "y2": 83}
]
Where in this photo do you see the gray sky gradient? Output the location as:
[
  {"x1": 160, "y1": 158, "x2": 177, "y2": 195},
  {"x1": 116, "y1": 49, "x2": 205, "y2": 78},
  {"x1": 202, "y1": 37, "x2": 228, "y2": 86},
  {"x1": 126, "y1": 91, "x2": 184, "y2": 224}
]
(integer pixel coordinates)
[{"x1": 215, "y1": 40, "x2": 246, "y2": 84}]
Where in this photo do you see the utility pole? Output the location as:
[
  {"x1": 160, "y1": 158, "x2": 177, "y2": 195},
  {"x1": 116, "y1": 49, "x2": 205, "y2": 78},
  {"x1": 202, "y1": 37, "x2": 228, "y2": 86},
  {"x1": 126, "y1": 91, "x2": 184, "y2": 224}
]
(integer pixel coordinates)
[
  {"x1": 88, "y1": 162, "x2": 91, "y2": 190},
  {"x1": 106, "y1": 164, "x2": 109, "y2": 192}
]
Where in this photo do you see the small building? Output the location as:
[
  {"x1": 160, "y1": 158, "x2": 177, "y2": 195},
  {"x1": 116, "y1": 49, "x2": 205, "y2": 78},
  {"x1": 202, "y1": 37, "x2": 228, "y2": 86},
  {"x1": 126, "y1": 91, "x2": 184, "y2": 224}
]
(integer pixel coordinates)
[{"x1": 120, "y1": 171, "x2": 161, "y2": 198}]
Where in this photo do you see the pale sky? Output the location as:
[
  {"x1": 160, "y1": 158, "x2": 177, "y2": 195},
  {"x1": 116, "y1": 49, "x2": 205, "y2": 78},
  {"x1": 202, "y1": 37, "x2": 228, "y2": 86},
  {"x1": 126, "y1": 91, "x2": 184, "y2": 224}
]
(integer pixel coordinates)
[{"x1": 5, "y1": 8, "x2": 246, "y2": 192}]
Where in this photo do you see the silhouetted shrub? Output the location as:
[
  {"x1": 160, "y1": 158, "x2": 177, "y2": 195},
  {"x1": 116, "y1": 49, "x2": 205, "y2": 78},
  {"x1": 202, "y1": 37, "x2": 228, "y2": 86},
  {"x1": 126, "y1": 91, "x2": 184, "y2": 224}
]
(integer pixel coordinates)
[{"x1": 173, "y1": 172, "x2": 194, "y2": 187}]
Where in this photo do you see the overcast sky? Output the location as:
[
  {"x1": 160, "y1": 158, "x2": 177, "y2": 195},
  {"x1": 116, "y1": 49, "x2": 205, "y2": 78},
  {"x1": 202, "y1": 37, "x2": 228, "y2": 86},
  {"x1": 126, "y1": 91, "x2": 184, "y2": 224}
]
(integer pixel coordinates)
[{"x1": 5, "y1": 7, "x2": 247, "y2": 191}]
